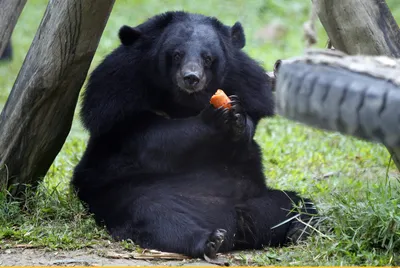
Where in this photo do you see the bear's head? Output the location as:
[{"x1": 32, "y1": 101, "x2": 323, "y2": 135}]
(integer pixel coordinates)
[{"x1": 118, "y1": 11, "x2": 245, "y2": 95}]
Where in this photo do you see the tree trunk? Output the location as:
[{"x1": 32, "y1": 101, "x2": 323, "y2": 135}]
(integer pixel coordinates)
[
  {"x1": 0, "y1": 0, "x2": 116, "y2": 195},
  {"x1": 312, "y1": 0, "x2": 400, "y2": 170},
  {"x1": 0, "y1": 0, "x2": 27, "y2": 56}
]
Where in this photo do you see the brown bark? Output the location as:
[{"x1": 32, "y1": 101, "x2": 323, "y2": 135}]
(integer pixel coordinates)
[
  {"x1": 313, "y1": 0, "x2": 400, "y2": 56},
  {"x1": 0, "y1": 0, "x2": 27, "y2": 55},
  {"x1": 313, "y1": 0, "x2": 400, "y2": 170},
  {"x1": 0, "y1": 0, "x2": 116, "y2": 195}
]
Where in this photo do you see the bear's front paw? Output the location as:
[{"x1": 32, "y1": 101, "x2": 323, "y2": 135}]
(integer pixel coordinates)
[
  {"x1": 200, "y1": 95, "x2": 247, "y2": 141},
  {"x1": 228, "y1": 95, "x2": 247, "y2": 141}
]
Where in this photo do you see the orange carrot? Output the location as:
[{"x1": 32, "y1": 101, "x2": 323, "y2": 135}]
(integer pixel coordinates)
[{"x1": 210, "y1": 89, "x2": 232, "y2": 109}]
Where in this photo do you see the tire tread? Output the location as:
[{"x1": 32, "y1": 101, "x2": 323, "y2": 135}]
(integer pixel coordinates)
[{"x1": 275, "y1": 62, "x2": 400, "y2": 147}]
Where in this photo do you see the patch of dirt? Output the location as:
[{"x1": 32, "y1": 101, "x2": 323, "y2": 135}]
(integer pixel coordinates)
[
  {"x1": 0, "y1": 243, "x2": 254, "y2": 266},
  {"x1": 0, "y1": 248, "x2": 220, "y2": 266}
]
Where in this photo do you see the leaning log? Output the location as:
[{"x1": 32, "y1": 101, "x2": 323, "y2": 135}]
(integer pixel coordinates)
[
  {"x1": 0, "y1": 0, "x2": 116, "y2": 195},
  {"x1": 312, "y1": 0, "x2": 400, "y2": 170},
  {"x1": 313, "y1": 0, "x2": 400, "y2": 57},
  {"x1": 0, "y1": 0, "x2": 27, "y2": 56}
]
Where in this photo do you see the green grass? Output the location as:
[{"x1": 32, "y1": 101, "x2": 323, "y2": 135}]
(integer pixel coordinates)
[{"x1": 1, "y1": 0, "x2": 400, "y2": 266}]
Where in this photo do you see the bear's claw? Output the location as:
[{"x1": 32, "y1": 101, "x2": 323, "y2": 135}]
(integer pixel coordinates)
[{"x1": 204, "y1": 228, "x2": 227, "y2": 259}]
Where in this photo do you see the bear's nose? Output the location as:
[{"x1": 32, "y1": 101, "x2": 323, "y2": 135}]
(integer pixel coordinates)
[{"x1": 183, "y1": 73, "x2": 200, "y2": 87}]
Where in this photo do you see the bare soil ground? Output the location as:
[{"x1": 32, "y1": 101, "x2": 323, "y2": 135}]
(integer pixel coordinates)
[{"x1": 0, "y1": 244, "x2": 253, "y2": 266}]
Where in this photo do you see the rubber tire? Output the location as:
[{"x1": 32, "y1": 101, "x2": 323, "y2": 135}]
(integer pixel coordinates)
[{"x1": 275, "y1": 62, "x2": 400, "y2": 147}]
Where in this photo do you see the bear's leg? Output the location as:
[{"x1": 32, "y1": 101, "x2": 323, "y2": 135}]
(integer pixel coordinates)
[
  {"x1": 116, "y1": 197, "x2": 237, "y2": 259},
  {"x1": 134, "y1": 219, "x2": 232, "y2": 259},
  {"x1": 113, "y1": 223, "x2": 228, "y2": 259},
  {"x1": 234, "y1": 190, "x2": 317, "y2": 250}
]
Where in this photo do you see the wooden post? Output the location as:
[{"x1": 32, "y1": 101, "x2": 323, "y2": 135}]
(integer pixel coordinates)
[
  {"x1": 0, "y1": 0, "x2": 27, "y2": 56},
  {"x1": 312, "y1": 0, "x2": 400, "y2": 170},
  {"x1": 0, "y1": 0, "x2": 116, "y2": 195}
]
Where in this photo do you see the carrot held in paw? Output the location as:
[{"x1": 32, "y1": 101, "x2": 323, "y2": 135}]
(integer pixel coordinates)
[{"x1": 210, "y1": 89, "x2": 232, "y2": 109}]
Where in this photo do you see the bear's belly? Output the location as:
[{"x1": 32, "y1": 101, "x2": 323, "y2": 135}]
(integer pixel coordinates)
[{"x1": 126, "y1": 166, "x2": 267, "y2": 201}]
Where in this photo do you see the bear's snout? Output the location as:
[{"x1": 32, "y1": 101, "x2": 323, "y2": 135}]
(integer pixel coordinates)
[
  {"x1": 177, "y1": 62, "x2": 206, "y2": 93},
  {"x1": 183, "y1": 72, "x2": 200, "y2": 87}
]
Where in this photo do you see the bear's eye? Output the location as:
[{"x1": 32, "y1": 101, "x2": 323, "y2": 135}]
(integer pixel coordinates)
[
  {"x1": 204, "y1": 56, "x2": 213, "y2": 67},
  {"x1": 173, "y1": 52, "x2": 182, "y2": 63}
]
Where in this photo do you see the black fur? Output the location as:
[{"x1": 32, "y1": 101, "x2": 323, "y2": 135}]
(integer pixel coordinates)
[{"x1": 71, "y1": 11, "x2": 317, "y2": 259}]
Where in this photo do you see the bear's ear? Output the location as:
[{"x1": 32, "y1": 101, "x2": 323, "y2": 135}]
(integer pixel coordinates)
[
  {"x1": 119, "y1": 25, "x2": 142, "y2": 46},
  {"x1": 231, "y1": 22, "x2": 245, "y2": 49}
]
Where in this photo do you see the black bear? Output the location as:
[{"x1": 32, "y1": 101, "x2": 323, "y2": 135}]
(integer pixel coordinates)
[{"x1": 71, "y1": 11, "x2": 317, "y2": 260}]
